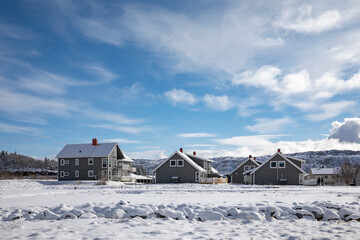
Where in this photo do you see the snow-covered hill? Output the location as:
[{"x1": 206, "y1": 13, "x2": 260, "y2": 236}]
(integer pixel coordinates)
[{"x1": 134, "y1": 150, "x2": 360, "y2": 175}]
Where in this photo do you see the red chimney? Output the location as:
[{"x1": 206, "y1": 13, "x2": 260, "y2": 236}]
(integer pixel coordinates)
[
  {"x1": 180, "y1": 148, "x2": 183, "y2": 153},
  {"x1": 249, "y1": 154, "x2": 252, "y2": 159},
  {"x1": 254, "y1": 157, "x2": 256, "y2": 160},
  {"x1": 193, "y1": 151, "x2": 196, "y2": 156},
  {"x1": 277, "y1": 148, "x2": 281, "y2": 153},
  {"x1": 92, "y1": 138, "x2": 98, "y2": 146}
]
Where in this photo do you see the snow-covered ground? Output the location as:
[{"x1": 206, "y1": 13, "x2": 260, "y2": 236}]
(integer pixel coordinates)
[{"x1": 0, "y1": 180, "x2": 360, "y2": 239}]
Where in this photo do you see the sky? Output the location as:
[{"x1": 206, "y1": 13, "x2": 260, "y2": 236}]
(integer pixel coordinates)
[{"x1": 1, "y1": 0, "x2": 360, "y2": 160}]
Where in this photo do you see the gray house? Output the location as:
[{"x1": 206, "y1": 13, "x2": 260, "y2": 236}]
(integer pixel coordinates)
[
  {"x1": 229, "y1": 155, "x2": 261, "y2": 184},
  {"x1": 56, "y1": 138, "x2": 135, "y2": 182},
  {"x1": 153, "y1": 148, "x2": 222, "y2": 183},
  {"x1": 247, "y1": 149, "x2": 306, "y2": 185}
]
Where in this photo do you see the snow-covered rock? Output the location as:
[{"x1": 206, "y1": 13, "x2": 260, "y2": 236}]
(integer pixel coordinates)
[
  {"x1": 158, "y1": 208, "x2": 184, "y2": 220},
  {"x1": 322, "y1": 209, "x2": 341, "y2": 221},
  {"x1": 295, "y1": 210, "x2": 315, "y2": 219},
  {"x1": 236, "y1": 211, "x2": 265, "y2": 221},
  {"x1": 338, "y1": 208, "x2": 359, "y2": 219},
  {"x1": 198, "y1": 211, "x2": 223, "y2": 221},
  {"x1": 105, "y1": 209, "x2": 126, "y2": 219},
  {"x1": 345, "y1": 214, "x2": 360, "y2": 222}
]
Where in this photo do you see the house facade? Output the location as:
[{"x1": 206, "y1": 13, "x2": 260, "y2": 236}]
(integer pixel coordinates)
[
  {"x1": 153, "y1": 148, "x2": 223, "y2": 183},
  {"x1": 56, "y1": 138, "x2": 135, "y2": 182},
  {"x1": 230, "y1": 155, "x2": 261, "y2": 184},
  {"x1": 305, "y1": 167, "x2": 342, "y2": 185},
  {"x1": 248, "y1": 149, "x2": 306, "y2": 185}
]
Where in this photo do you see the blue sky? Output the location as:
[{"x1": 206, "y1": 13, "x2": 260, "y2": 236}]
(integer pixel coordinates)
[{"x1": 1, "y1": 0, "x2": 360, "y2": 159}]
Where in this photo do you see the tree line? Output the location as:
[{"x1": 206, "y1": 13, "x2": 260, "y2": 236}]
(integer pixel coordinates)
[{"x1": 0, "y1": 150, "x2": 57, "y2": 171}]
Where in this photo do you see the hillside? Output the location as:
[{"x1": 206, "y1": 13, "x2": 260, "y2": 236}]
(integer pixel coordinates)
[
  {"x1": 0, "y1": 151, "x2": 57, "y2": 172},
  {"x1": 134, "y1": 150, "x2": 360, "y2": 175}
]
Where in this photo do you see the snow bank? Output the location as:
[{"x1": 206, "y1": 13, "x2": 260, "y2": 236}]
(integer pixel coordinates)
[{"x1": 2, "y1": 200, "x2": 359, "y2": 223}]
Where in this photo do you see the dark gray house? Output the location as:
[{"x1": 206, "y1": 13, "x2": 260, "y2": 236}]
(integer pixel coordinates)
[
  {"x1": 56, "y1": 138, "x2": 135, "y2": 182},
  {"x1": 247, "y1": 149, "x2": 306, "y2": 185},
  {"x1": 153, "y1": 148, "x2": 221, "y2": 183},
  {"x1": 229, "y1": 155, "x2": 261, "y2": 184}
]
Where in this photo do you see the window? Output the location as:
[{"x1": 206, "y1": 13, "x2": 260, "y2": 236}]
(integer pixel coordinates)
[
  {"x1": 102, "y1": 158, "x2": 107, "y2": 168},
  {"x1": 75, "y1": 159, "x2": 79, "y2": 165},
  {"x1": 170, "y1": 160, "x2": 176, "y2": 167},
  {"x1": 244, "y1": 165, "x2": 249, "y2": 171},
  {"x1": 177, "y1": 159, "x2": 184, "y2": 167},
  {"x1": 88, "y1": 170, "x2": 94, "y2": 177},
  {"x1": 102, "y1": 170, "x2": 107, "y2": 177},
  {"x1": 88, "y1": 158, "x2": 94, "y2": 165},
  {"x1": 278, "y1": 161, "x2": 285, "y2": 168},
  {"x1": 250, "y1": 165, "x2": 255, "y2": 170},
  {"x1": 108, "y1": 159, "x2": 112, "y2": 168},
  {"x1": 325, "y1": 175, "x2": 328, "y2": 179},
  {"x1": 270, "y1": 161, "x2": 277, "y2": 168},
  {"x1": 60, "y1": 159, "x2": 65, "y2": 166},
  {"x1": 195, "y1": 172, "x2": 199, "y2": 182},
  {"x1": 64, "y1": 172, "x2": 69, "y2": 176},
  {"x1": 75, "y1": 171, "x2": 79, "y2": 177},
  {"x1": 60, "y1": 171, "x2": 65, "y2": 177},
  {"x1": 64, "y1": 160, "x2": 69, "y2": 164},
  {"x1": 108, "y1": 170, "x2": 112, "y2": 179}
]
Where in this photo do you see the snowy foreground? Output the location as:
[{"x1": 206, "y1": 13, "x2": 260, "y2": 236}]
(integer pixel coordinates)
[{"x1": 0, "y1": 180, "x2": 360, "y2": 240}]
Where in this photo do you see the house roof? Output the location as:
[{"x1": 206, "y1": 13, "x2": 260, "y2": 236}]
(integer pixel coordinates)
[
  {"x1": 229, "y1": 158, "x2": 260, "y2": 175},
  {"x1": 311, "y1": 167, "x2": 341, "y2": 175},
  {"x1": 286, "y1": 156, "x2": 306, "y2": 163},
  {"x1": 56, "y1": 143, "x2": 133, "y2": 162},
  {"x1": 153, "y1": 151, "x2": 206, "y2": 173},
  {"x1": 250, "y1": 152, "x2": 306, "y2": 175},
  {"x1": 185, "y1": 153, "x2": 214, "y2": 163}
]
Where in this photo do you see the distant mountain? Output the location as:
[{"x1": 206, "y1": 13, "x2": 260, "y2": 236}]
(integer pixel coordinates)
[{"x1": 134, "y1": 150, "x2": 360, "y2": 175}]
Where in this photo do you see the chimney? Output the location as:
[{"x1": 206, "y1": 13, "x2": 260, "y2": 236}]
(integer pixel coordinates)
[
  {"x1": 249, "y1": 154, "x2": 252, "y2": 159},
  {"x1": 277, "y1": 148, "x2": 281, "y2": 153},
  {"x1": 254, "y1": 157, "x2": 256, "y2": 160},
  {"x1": 92, "y1": 138, "x2": 98, "y2": 146},
  {"x1": 193, "y1": 151, "x2": 196, "y2": 156},
  {"x1": 180, "y1": 148, "x2": 183, "y2": 153}
]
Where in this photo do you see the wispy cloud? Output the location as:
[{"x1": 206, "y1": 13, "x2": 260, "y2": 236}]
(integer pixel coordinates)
[
  {"x1": 88, "y1": 124, "x2": 152, "y2": 134},
  {"x1": 0, "y1": 22, "x2": 38, "y2": 40},
  {"x1": 246, "y1": 117, "x2": 295, "y2": 134},
  {"x1": 176, "y1": 133, "x2": 216, "y2": 138},
  {"x1": 0, "y1": 122, "x2": 40, "y2": 135},
  {"x1": 85, "y1": 65, "x2": 118, "y2": 82},
  {"x1": 102, "y1": 138, "x2": 142, "y2": 144}
]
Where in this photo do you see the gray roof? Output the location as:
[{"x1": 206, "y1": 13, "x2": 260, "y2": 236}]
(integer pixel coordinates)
[{"x1": 56, "y1": 143, "x2": 118, "y2": 158}]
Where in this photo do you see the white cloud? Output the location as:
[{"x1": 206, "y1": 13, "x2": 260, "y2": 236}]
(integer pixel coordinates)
[
  {"x1": 203, "y1": 94, "x2": 232, "y2": 111},
  {"x1": 127, "y1": 150, "x2": 167, "y2": 159},
  {"x1": 165, "y1": 88, "x2": 197, "y2": 105},
  {"x1": 176, "y1": 133, "x2": 216, "y2": 138},
  {"x1": 246, "y1": 117, "x2": 294, "y2": 134},
  {"x1": 0, "y1": 22, "x2": 38, "y2": 40},
  {"x1": 329, "y1": 118, "x2": 360, "y2": 143},
  {"x1": 275, "y1": 5, "x2": 342, "y2": 34},
  {"x1": 232, "y1": 65, "x2": 281, "y2": 89}
]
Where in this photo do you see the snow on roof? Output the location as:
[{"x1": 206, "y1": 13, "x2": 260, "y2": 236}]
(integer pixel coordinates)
[
  {"x1": 56, "y1": 143, "x2": 117, "y2": 158},
  {"x1": 153, "y1": 151, "x2": 206, "y2": 173},
  {"x1": 185, "y1": 153, "x2": 214, "y2": 163},
  {"x1": 130, "y1": 173, "x2": 153, "y2": 180},
  {"x1": 122, "y1": 153, "x2": 134, "y2": 163},
  {"x1": 286, "y1": 156, "x2": 306, "y2": 163},
  {"x1": 211, "y1": 167, "x2": 219, "y2": 174},
  {"x1": 311, "y1": 167, "x2": 341, "y2": 175}
]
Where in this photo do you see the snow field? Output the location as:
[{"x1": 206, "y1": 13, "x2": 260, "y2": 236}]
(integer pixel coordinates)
[{"x1": 0, "y1": 180, "x2": 360, "y2": 239}]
